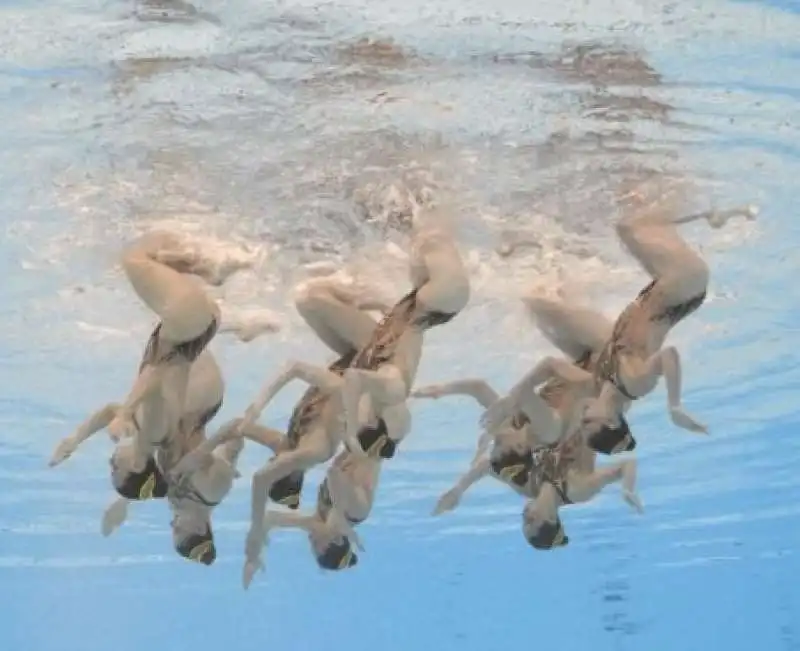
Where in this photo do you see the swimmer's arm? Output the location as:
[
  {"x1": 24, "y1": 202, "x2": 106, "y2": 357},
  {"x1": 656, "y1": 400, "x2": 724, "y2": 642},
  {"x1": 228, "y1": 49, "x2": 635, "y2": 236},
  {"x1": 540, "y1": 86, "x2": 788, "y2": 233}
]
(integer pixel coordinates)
[
  {"x1": 76, "y1": 403, "x2": 121, "y2": 443},
  {"x1": 49, "y1": 403, "x2": 121, "y2": 466},
  {"x1": 237, "y1": 422, "x2": 287, "y2": 453},
  {"x1": 509, "y1": 357, "x2": 593, "y2": 399},
  {"x1": 433, "y1": 458, "x2": 491, "y2": 515},
  {"x1": 454, "y1": 457, "x2": 492, "y2": 496},
  {"x1": 170, "y1": 418, "x2": 284, "y2": 478},
  {"x1": 412, "y1": 379, "x2": 500, "y2": 409},
  {"x1": 116, "y1": 366, "x2": 167, "y2": 420}
]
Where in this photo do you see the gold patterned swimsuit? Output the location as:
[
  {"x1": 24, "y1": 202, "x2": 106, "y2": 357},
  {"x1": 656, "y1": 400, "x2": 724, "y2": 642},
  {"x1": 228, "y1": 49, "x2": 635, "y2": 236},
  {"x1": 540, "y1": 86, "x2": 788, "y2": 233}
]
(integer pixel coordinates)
[
  {"x1": 348, "y1": 289, "x2": 456, "y2": 457},
  {"x1": 489, "y1": 351, "x2": 595, "y2": 489},
  {"x1": 268, "y1": 349, "x2": 359, "y2": 510},
  {"x1": 113, "y1": 322, "x2": 220, "y2": 502},
  {"x1": 529, "y1": 443, "x2": 573, "y2": 505},
  {"x1": 594, "y1": 280, "x2": 706, "y2": 400},
  {"x1": 139, "y1": 318, "x2": 219, "y2": 371}
]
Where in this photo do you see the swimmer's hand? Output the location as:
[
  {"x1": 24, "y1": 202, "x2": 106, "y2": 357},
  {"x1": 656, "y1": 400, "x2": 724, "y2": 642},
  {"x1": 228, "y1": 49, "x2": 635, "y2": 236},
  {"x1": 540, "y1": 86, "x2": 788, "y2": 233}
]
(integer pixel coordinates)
[
  {"x1": 107, "y1": 413, "x2": 136, "y2": 442},
  {"x1": 101, "y1": 498, "x2": 130, "y2": 536},
  {"x1": 410, "y1": 384, "x2": 446, "y2": 400},
  {"x1": 432, "y1": 488, "x2": 461, "y2": 516},
  {"x1": 49, "y1": 436, "x2": 80, "y2": 467},
  {"x1": 669, "y1": 406, "x2": 708, "y2": 434},
  {"x1": 622, "y1": 490, "x2": 645, "y2": 515}
]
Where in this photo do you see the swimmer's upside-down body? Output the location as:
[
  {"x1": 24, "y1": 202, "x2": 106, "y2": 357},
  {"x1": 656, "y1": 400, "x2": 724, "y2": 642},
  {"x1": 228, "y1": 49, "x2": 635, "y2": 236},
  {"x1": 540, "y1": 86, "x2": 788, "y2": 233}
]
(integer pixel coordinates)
[
  {"x1": 252, "y1": 448, "x2": 382, "y2": 582},
  {"x1": 477, "y1": 204, "x2": 757, "y2": 454},
  {"x1": 238, "y1": 213, "x2": 471, "y2": 585},
  {"x1": 413, "y1": 296, "x2": 642, "y2": 549},
  {"x1": 572, "y1": 203, "x2": 757, "y2": 439},
  {"x1": 44, "y1": 196, "x2": 759, "y2": 570},
  {"x1": 48, "y1": 231, "x2": 278, "y2": 563}
]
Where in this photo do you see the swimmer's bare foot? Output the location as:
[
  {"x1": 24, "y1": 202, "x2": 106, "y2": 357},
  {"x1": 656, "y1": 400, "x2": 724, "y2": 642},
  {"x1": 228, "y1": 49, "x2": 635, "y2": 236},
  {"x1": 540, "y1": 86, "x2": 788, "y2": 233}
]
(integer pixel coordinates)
[{"x1": 707, "y1": 204, "x2": 759, "y2": 229}]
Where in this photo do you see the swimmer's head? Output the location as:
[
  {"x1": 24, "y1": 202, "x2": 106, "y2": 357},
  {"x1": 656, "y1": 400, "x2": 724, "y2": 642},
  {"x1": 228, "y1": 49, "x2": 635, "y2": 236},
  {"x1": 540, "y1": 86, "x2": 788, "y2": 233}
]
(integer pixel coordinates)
[
  {"x1": 314, "y1": 536, "x2": 359, "y2": 572},
  {"x1": 172, "y1": 514, "x2": 216, "y2": 566},
  {"x1": 110, "y1": 444, "x2": 168, "y2": 501},
  {"x1": 268, "y1": 471, "x2": 305, "y2": 510},
  {"x1": 587, "y1": 415, "x2": 636, "y2": 455},
  {"x1": 522, "y1": 502, "x2": 569, "y2": 551},
  {"x1": 357, "y1": 421, "x2": 397, "y2": 460},
  {"x1": 577, "y1": 399, "x2": 624, "y2": 442}
]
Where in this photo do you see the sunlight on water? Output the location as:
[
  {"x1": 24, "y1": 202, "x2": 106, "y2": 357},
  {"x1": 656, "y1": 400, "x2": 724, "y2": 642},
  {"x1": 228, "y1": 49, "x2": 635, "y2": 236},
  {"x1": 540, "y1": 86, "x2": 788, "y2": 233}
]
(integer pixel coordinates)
[{"x1": 1, "y1": 0, "x2": 799, "y2": 649}]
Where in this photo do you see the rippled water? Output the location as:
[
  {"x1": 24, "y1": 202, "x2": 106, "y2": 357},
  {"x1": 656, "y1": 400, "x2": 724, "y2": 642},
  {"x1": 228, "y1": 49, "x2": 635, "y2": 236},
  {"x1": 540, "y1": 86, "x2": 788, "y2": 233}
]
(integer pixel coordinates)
[{"x1": 1, "y1": 0, "x2": 798, "y2": 649}]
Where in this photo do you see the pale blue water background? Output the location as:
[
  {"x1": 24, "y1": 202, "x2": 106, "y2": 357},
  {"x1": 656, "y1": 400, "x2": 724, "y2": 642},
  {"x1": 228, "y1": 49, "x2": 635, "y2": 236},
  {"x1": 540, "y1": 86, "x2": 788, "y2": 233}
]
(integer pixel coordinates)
[{"x1": 1, "y1": 0, "x2": 798, "y2": 649}]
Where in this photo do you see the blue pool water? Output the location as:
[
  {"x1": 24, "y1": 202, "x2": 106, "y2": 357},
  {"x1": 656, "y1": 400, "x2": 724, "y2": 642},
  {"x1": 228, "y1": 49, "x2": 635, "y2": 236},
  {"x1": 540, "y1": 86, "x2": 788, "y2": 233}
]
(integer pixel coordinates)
[{"x1": 1, "y1": 0, "x2": 798, "y2": 649}]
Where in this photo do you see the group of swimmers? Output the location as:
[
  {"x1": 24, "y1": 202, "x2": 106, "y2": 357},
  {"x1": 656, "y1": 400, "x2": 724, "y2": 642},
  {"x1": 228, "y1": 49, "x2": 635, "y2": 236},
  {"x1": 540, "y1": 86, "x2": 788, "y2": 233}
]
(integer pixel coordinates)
[{"x1": 48, "y1": 197, "x2": 757, "y2": 587}]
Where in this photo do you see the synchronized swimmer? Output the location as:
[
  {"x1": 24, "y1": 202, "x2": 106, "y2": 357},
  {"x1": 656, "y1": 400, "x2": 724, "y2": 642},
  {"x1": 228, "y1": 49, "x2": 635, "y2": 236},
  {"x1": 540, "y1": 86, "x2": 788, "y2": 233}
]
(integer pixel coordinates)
[{"x1": 47, "y1": 198, "x2": 757, "y2": 581}]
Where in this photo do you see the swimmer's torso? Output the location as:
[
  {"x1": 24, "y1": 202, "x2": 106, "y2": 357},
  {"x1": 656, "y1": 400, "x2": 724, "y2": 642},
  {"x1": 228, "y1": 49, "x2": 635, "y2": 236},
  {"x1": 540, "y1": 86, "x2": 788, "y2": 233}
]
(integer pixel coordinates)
[
  {"x1": 352, "y1": 289, "x2": 457, "y2": 390},
  {"x1": 134, "y1": 328, "x2": 223, "y2": 453},
  {"x1": 285, "y1": 349, "x2": 358, "y2": 449},
  {"x1": 594, "y1": 280, "x2": 707, "y2": 398},
  {"x1": 512, "y1": 350, "x2": 596, "y2": 444}
]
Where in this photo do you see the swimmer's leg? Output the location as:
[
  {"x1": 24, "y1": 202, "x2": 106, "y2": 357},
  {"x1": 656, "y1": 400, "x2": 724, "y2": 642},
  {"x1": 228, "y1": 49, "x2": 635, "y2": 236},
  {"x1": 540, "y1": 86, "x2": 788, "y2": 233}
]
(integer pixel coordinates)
[
  {"x1": 409, "y1": 218, "x2": 471, "y2": 317},
  {"x1": 412, "y1": 378, "x2": 501, "y2": 409},
  {"x1": 294, "y1": 276, "x2": 387, "y2": 356},
  {"x1": 121, "y1": 231, "x2": 220, "y2": 343},
  {"x1": 522, "y1": 295, "x2": 613, "y2": 359},
  {"x1": 245, "y1": 430, "x2": 333, "y2": 575},
  {"x1": 415, "y1": 378, "x2": 507, "y2": 461},
  {"x1": 566, "y1": 459, "x2": 643, "y2": 513},
  {"x1": 615, "y1": 204, "x2": 756, "y2": 302},
  {"x1": 49, "y1": 403, "x2": 121, "y2": 466},
  {"x1": 432, "y1": 458, "x2": 492, "y2": 516},
  {"x1": 243, "y1": 510, "x2": 321, "y2": 589},
  {"x1": 480, "y1": 357, "x2": 592, "y2": 442},
  {"x1": 110, "y1": 233, "x2": 222, "y2": 435},
  {"x1": 618, "y1": 346, "x2": 708, "y2": 434},
  {"x1": 412, "y1": 378, "x2": 501, "y2": 461}
]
